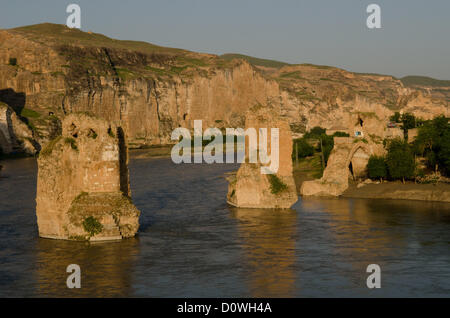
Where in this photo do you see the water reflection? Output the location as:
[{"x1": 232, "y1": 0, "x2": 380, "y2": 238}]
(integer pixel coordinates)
[
  {"x1": 34, "y1": 237, "x2": 139, "y2": 297},
  {"x1": 1, "y1": 157, "x2": 450, "y2": 297},
  {"x1": 229, "y1": 207, "x2": 298, "y2": 297},
  {"x1": 299, "y1": 197, "x2": 450, "y2": 296}
]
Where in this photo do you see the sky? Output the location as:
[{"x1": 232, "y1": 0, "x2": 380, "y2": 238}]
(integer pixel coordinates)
[{"x1": 1, "y1": 0, "x2": 449, "y2": 79}]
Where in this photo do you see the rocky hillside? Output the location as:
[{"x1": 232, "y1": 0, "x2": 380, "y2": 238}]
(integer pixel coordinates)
[
  {"x1": 0, "y1": 23, "x2": 448, "y2": 151},
  {"x1": 400, "y1": 76, "x2": 450, "y2": 102}
]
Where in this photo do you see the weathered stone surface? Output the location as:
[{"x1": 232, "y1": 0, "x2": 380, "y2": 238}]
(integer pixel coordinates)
[
  {"x1": 227, "y1": 104, "x2": 298, "y2": 209},
  {"x1": 0, "y1": 101, "x2": 38, "y2": 155},
  {"x1": 0, "y1": 24, "x2": 447, "y2": 154},
  {"x1": 300, "y1": 137, "x2": 384, "y2": 197},
  {"x1": 35, "y1": 113, "x2": 140, "y2": 241}
]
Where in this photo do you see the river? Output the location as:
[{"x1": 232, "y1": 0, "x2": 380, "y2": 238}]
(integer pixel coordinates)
[{"x1": 0, "y1": 155, "x2": 449, "y2": 297}]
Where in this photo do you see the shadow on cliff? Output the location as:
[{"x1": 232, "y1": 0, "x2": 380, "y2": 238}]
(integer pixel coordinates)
[
  {"x1": 0, "y1": 88, "x2": 32, "y2": 127},
  {"x1": 0, "y1": 88, "x2": 26, "y2": 115},
  {"x1": 0, "y1": 88, "x2": 42, "y2": 152}
]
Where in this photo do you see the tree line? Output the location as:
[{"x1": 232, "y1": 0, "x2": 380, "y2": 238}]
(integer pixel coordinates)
[{"x1": 368, "y1": 114, "x2": 450, "y2": 182}]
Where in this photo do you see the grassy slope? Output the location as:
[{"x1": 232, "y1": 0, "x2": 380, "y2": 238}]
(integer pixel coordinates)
[
  {"x1": 10, "y1": 23, "x2": 186, "y2": 55},
  {"x1": 220, "y1": 53, "x2": 290, "y2": 68},
  {"x1": 400, "y1": 76, "x2": 450, "y2": 87},
  {"x1": 9, "y1": 24, "x2": 450, "y2": 86}
]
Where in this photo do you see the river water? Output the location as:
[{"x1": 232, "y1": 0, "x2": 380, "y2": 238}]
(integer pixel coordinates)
[{"x1": 0, "y1": 155, "x2": 449, "y2": 297}]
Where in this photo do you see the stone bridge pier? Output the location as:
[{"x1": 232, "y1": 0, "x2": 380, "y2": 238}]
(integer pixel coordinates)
[{"x1": 300, "y1": 137, "x2": 384, "y2": 197}]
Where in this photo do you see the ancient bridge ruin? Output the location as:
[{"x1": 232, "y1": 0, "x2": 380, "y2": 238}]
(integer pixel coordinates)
[{"x1": 300, "y1": 137, "x2": 384, "y2": 197}]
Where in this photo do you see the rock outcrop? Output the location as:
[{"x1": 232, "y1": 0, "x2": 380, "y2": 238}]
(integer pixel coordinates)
[
  {"x1": 300, "y1": 137, "x2": 384, "y2": 197},
  {"x1": 0, "y1": 101, "x2": 38, "y2": 155},
  {"x1": 0, "y1": 23, "x2": 448, "y2": 155},
  {"x1": 35, "y1": 113, "x2": 140, "y2": 241},
  {"x1": 227, "y1": 104, "x2": 298, "y2": 208}
]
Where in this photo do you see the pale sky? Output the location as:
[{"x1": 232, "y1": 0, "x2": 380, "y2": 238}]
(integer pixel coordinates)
[{"x1": 1, "y1": 0, "x2": 449, "y2": 79}]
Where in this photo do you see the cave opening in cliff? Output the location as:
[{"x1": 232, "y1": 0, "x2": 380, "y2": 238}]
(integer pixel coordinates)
[{"x1": 69, "y1": 123, "x2": 78, "y2": 138}]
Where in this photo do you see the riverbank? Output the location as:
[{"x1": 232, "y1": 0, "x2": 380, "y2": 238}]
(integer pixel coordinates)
[
  {"x1": 129, "y1": 146, "x2": 172, "y2": 159},
  {"x1": 293, "y1": 155, "x2": 450, "y2": 203},
  {"x1": 342, "y1": 182, "x2": 450, "y2": 203}
]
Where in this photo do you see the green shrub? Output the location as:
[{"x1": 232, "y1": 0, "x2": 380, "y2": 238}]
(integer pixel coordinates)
[
  {"x1": 20, "y1": 108, "x2": 41, "y2": 118},
  {"x1": 88, "y1": 129, "x2": 97, "y2": 139},
  {"x1": 304, "y1": 126, "x2": 326, "y2": 139},
  {"x1": 82, "y1": 216, "x2": 103, "y2": 237},
  {"x1": 64, "y1": 137, "x2": 78, "y2": 151},
  {"x1": 333, "y1": 131, "x2": 350, "y2": 137},
  {"x1": 108, "y1": 128, "x2": 115, "y2": 138},
  {"x1": 267, "y1": 174, "x2": 288, "y2": 194},
  {"x1": 292, "y1": 138, "x2": 315, "y2": 160},
  {"x1": 39, "y1": 136, "x2": 62, "y2": 157},
  {"x1": 8, "y1": 58, "x2": 17, "y2": 66},
  {"x1": 367, "y1": 155, "x2": 387, "y2": 182}
]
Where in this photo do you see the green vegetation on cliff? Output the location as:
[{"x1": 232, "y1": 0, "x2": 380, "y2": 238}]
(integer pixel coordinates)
[
  {"x1": 220, "y1": 53, "x2": 290, "y2": 68},
  {"x1": 267, "y1": 174, "x2": 288, "y2": 194},
  {"x1": 12, "y1": 23, "x2": 185, "y2": 55},
  {"x1": 39, "y1": 136, "x2": 62, "y2": 157},
  {"x1": 401, "y1": 76, "x2": 450, "y2": 87},
  {"x1": 82, "y1": 216, "x2": 103, "y2": 237}
]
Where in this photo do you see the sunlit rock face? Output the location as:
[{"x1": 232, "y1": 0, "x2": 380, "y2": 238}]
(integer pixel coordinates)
[
  {"x1": 227, "y1": 104, "x2": 298, "y2": 209},
  {"x1": 0, "y1": 102, "x2": 38, "y2": 155},
  {"x1": 300, "y1": 137, "x2": 385, "y2": 197},
  {"x1": 1, "y1": 24, "x2": 447, "y2": 154},
  {"x1": 35, "y1": 113, "x2": 140, "y2": 241}
]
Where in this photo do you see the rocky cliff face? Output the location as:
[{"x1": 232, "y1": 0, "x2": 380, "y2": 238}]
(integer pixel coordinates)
[
  {"x1": 35, "y1": 113, "x2": 140, "y2": 241},
  {"x1": 0, "y1": 23, "x2": 448, "y2": 153},
  {"x1": 0, "y1": 101, "x2": 38, "y2": 155}
]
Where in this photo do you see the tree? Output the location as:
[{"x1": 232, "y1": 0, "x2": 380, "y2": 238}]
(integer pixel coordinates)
[
  {"x1": 401, "y1": 113, "x2": 416, "y2": 130},
  {"x1": 390, "y1": 112, "x2": 401, "y2": 123},
  {"x1": 400, "y1": 112, "x2": 416, "y2": 140},
  {"x1": 386, "y1": 138, "x2": 415, "y2": 183},
  {"x1": 414, "y1": 115, "x2": 450, "y2": 176},
  {"x1": 414, "y1": 123, "x2": 437, "y2": 155},
  {"x1": 367, "y1": 155, "x2": 387, "y2": 182},
  {"x1": 437, "y1": 128, "x2": 450, "y2": 176},
  {"x1": 304, "y1": 126, "x2": 326, "y2": 139},
  {"x1": 319, "y1": 133, "x2": 334, "y2": 166},
  {"x1": 292, "y1": 138, "x2": 314, "y2": 160}
]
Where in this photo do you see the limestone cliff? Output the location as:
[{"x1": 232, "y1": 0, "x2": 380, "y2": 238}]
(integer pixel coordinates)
[
  {"x1": 0, "y1": 23, "x2": 448, "y2": 154},
  {"x1": 227, "y1": 104, "x2": 298, "y2": 209},
  {"x1": 35, "y1": 113, "x2": 140, "y2": 241},
  {"x1": 0, "y1": 101, "x2": 39, "y2": 155}
]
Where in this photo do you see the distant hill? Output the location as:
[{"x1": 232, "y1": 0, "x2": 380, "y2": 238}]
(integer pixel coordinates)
[
  {"x1": 220, "y1": 53, "x2": 290, "y2": 68},
  {"x1": 11, "y1": 23, "x2": 186, "y2": 55},
  {"x1": 400, "y1": 76, "x2": 450, "y2": 88}
]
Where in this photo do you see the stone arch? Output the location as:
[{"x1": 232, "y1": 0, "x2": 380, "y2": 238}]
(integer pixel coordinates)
[{"x1": 346, "y1": 142, "x2": 372, "y2": 179}]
